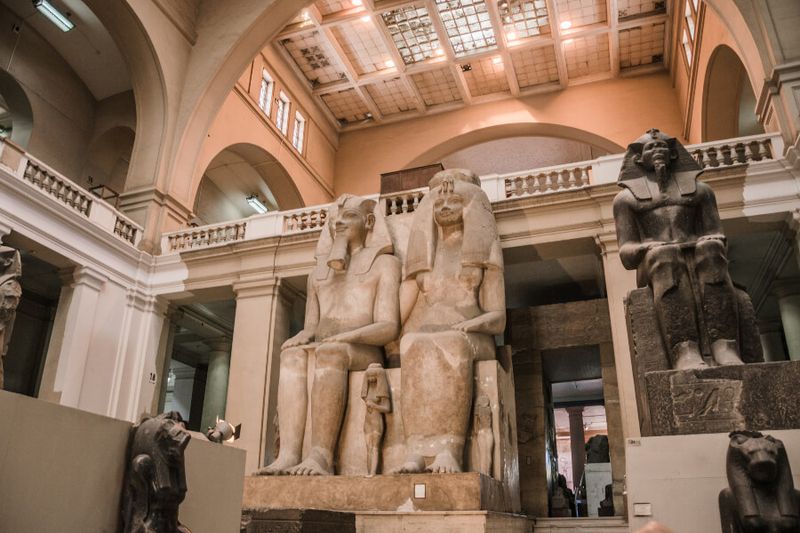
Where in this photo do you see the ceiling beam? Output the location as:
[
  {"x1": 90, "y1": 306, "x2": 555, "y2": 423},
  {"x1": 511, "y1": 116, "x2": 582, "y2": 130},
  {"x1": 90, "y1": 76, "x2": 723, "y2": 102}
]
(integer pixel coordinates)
[
  {"x1": 423, "y1": 0, "x2": 474, "y2": 105},
  {"x1": 486, "y1": 0, "x2": 521, "y2": 97},
  {"x1": 608, "y1": 0, "x2": 621, "y2": 77},
  {"x1": 544, "y1": 0, "x2": 570, "y2": 87}
]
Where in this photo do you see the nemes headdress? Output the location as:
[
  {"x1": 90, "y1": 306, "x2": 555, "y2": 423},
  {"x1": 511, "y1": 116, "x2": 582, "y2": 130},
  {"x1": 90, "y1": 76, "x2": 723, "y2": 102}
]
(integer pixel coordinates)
[
  {"x1": 313, "y1": 194, "x2": 393, "y2": 280},
  {"x1": 404, "y1": 168, "x2": 503, "y2": 280},
  {"x1": 617, "y1": 128, "x2": 703, "y2": 201}
]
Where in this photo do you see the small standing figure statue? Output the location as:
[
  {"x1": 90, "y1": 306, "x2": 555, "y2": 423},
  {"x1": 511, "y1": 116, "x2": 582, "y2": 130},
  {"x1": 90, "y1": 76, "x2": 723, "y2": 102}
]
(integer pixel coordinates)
[
  {"x1": 474, "y1": 395, "x2": 494, "y2": 477},
  {"x1": 360, "y1": 362, "x2": 391, "y2": 476},
  {"x1": 0, "y1": 245, "x2": 21, "y2": 390}
]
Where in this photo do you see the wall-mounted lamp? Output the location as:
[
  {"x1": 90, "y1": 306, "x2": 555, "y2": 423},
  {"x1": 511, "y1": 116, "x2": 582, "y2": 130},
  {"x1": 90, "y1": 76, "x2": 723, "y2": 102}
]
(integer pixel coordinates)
[
  {"x1": 33, "y1": 0, "x2": 75, "y2": 32},
  {"x1": 246, "y1": 195, "x2": 269, "y2": 214}
]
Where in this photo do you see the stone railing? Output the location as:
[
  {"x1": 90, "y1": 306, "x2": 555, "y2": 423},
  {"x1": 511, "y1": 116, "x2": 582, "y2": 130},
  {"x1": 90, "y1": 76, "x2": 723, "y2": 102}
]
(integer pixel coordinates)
[
  {"x1": 0, "y1": 139, "x2": 143, "y2": 248},
  {"x1": 501, "y1": 162, "x2": 592, "y2": 199},
  {"x1": 158, "y1": 132, "x2": 785, "y2": 254}
]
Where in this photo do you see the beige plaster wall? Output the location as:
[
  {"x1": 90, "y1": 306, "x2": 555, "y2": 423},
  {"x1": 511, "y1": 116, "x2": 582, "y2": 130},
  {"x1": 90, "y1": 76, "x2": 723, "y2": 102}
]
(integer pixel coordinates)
[
  {"x1": 0, "y1": 4, "x2": 94, "y2": 179},
  {"x1": 333, "y1": 72, "x2": 684, "y2": 195},
  {"x1": 0, "y1": 390, "x2": 246, "y2": 533},
  {"x1": 191, "y1": 45, "x2": 337, "y2": 209},
  {"x1": 626, "y1": 430, "x2": 800, "y2": 533}
]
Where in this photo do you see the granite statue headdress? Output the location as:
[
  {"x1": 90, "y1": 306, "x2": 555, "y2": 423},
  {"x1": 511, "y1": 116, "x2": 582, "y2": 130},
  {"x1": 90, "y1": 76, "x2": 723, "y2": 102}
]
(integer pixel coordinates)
[
  {"x1": 617, "y1": 128, "x2": 703, "y2": 201},
  {"x1": 405, "y1": 168, "x2": 503, "y2": 280}
]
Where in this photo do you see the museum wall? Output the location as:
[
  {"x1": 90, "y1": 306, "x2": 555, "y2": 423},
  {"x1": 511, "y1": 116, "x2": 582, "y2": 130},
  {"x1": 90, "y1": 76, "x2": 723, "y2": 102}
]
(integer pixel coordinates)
[
  {"x1": 333, "y1": 72, "x2": 684, "y2": 195},
  {"x1": 0, "y1": 390, "x2": 246, "y2": 533},
  {"x1": 193, "y1": 46, "x2": 337, "y2": 209}
]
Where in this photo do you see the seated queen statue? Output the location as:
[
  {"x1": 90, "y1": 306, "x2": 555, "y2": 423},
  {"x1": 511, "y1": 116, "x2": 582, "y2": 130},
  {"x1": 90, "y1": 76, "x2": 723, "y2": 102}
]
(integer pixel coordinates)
[{"x1": 393, "y1": 169, "x2": 505, "y2": 474}]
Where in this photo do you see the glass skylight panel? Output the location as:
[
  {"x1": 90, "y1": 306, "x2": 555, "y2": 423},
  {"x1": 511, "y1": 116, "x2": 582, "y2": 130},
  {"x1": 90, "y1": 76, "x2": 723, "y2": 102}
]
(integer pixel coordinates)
[
  {"x1": 280, "y1": 31, "x2": 348, "y2": 87},
  {"x1": 366, "y1": 78, "x2": 417, "y2": 115},
  {"x1": 332, "y1": 19, "x2": 394, "y2": 75},
  {"x1": 381, "y1": 5, "x2": 441, "y2": 65},
  {"x1": 462, "y1": 56, "x2": 510, "y2": 96},
  {"x1": 434, "y1": 0, "x2": 497, "y2": 57},
  {"x1": 498, "y1": 0, "x2": 551, "y2": 41},
  {"x1": 321, "y1": 89, "x2": 371, "y2": 124},
  {"x1": 616, "y1": 0, "x2": 666, "y2": 20},
  {"x1": 564, "y1": 33, "x2": 610, "y2": 77},
  {"x1": 511, "y1": 45, "x2": 559, "y2": 87},
  {"x1": 556, "y1": 0, "x2": 607, "y2": 29},
  {"x1": 619, "y1": 22, "x2": 665, "y2": 69},
  {"x1": 411, "y1": 68, "x2": 462, "y2": 106}
]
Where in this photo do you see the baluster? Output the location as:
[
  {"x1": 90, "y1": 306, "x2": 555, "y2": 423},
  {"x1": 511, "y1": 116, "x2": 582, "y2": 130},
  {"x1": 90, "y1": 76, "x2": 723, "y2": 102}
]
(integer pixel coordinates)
[
  {"x1": 543, "y1": 172, "x2": 553, "y2": 192},
  {"x1": 504, "y1": 178, "x2": 513, "y2": 198},
  {"x1": 512, "y1": 176, "x2": 522, "y2": 197},
  {"x1": 734, "y1": 142, "x2": 746, "y2": 164},
  {"x1": 412, "y1": 192, "x2": 421, "y2": 212},
  {"x1": 567, "y1": 168, "x2": 577, "y2": 189},
  {"x1": 762, "y1": 139, "x2": 773, "y2": 160}
]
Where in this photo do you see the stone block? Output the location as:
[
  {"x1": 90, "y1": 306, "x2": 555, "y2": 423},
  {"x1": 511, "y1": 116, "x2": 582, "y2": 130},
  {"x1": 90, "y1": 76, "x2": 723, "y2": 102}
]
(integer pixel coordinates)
[
  {"x1": 356, "y1": 511, "x2": 532, "y2": 532},
  {"x1": 644, "y1": 361, "x2": 800, "y2": 436},
  {"x1": 243, "y1": 472, "x2": 514, "y2": 513},
  {"x1": 626, "y1": 286, "x2": 764, "y2": 435},
  {"x1": 241, "y1": 509, "x2": 355, "y2": 533}
]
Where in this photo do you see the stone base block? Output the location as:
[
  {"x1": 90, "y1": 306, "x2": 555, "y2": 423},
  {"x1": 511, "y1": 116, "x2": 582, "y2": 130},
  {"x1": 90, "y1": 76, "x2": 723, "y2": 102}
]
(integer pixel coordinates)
[
  {"x1": 644, "y1": 360, "x2": 800, "y2": 435},
  {"x1": 355, "y1": 511, "x2": 532, "y2": 533},
  {"x1": 243, "y1": 472, "x2": 514, "y2": 513},
  {"x1": 241, "y1": 509, "x2": 355, "y2": 533}
]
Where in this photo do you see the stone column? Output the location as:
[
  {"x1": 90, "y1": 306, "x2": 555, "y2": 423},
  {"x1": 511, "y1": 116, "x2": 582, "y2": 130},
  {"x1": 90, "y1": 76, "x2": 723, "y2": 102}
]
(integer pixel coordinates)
[
  {"x1": 227, "y1": 277, "x2": 293, "y2": 474},
  {"x1": 201, "y1": 338, "x2": 232, "y2": 432},
  {"x1": 759, "y1": 320, "x2": 787, "y2": 362},
  {"x1": 599, "y1": 341, "x2": 626, "y2": 516},
  {"x1": 774, "y1": 280, "x2": 800, "y2": 361},
  {"x1": 37, "y1": 266, "x2": 106, "y2": 407},
  {"x1": 567, "y1": 406, "x2": 586, "y2": 491},
  {"x1": 595, "y1": 232, "x2": 640, "y2": 439}
]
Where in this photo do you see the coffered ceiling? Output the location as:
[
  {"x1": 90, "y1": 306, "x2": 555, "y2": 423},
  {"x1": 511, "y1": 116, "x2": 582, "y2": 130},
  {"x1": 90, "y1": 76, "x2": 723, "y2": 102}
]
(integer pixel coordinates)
[{"x1": 275, "y1": 0, "x2": 670, "y2": 130}]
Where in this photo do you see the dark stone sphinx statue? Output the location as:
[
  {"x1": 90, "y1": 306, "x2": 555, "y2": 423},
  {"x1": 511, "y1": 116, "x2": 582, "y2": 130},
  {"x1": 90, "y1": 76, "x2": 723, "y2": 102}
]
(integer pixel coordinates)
[
  {"x1": 121, "y1": 412, "x2": 191, "y2": 533},
  {"x1": 613, "y1": 129, "x2": 762, "y2": 371},
  {"x1": 719, "y1": 431, "x2": 800, "y2": 532}
]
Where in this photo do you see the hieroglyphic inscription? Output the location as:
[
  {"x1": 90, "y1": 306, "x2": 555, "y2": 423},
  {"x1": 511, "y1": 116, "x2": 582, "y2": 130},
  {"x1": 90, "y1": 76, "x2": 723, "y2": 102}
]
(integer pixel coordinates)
[{"x1": 669, "y1": 372, "x2": 744, "y2": 433}]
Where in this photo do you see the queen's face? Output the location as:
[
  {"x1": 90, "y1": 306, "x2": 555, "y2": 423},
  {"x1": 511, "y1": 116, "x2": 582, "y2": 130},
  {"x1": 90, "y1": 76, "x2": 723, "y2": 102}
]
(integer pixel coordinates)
[{"x1": 433, "y1": 192, "x2": 464, "y2": 227}]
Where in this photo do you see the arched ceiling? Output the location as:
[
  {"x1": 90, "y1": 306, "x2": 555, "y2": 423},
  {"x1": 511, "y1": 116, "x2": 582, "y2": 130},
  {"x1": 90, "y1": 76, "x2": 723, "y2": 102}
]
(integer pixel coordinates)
[{"x1": 0, "y1": 0, "x2": 131, "y2": 99}]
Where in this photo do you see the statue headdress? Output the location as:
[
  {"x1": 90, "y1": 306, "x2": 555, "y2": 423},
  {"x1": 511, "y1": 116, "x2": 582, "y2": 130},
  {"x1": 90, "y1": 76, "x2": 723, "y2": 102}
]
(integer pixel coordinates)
[
  {"x1": 405, "y1": 168, "x2": 503, "y2": 280},
  {"x1": 360, "y1": 363, "x2": 390, "y2": 401},
  {"x1": 313, "y1": 194, "x2": 393, "y2": 281},
  {"x1": 617, "y1": 128, "x2": 703, "y2": 201}
]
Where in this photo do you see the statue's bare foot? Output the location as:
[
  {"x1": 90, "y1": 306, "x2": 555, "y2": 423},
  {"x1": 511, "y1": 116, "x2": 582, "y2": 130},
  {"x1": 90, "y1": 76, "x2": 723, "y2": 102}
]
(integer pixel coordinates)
[
  {"x1": 673, "y1": 341, "x2": 708, "y2": 370},
  {"x1": 711, "y1": 339, "x2": 744, "y2": 366},
  {"x1": 391, "y1": 454, "x2": 425, "y2": 474},
  {"x1": 427, "y1": 451, "x2": 462, "y2": 474},
  {"x1": 255, "y1": 456, "x2": 299, "y2": 476},
  {"x1": 286, "y1": 454, "x2": 332, "y2": 476}
]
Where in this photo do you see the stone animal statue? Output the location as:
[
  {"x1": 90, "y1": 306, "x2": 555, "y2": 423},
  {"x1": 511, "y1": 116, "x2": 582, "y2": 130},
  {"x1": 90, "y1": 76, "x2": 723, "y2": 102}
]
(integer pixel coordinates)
[
  {"x1": 121, "y1": 411, "x2": 192, "y2": 533},
  {"x1": 719, "y1": 430, "x2": 800, "y2": 532}
]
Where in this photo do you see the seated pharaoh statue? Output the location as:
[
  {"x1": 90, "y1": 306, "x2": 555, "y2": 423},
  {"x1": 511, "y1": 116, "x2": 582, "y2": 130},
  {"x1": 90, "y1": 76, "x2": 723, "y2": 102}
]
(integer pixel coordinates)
[
  {"x1": 258, "y1": 194, "x2": 400, "y2": 476},
  {"x1": 613, "y1": 129, "x2": 762, "y2": 370},
  {"x1": 394, "y1": 168, "x2": 505, "y2": 474}
]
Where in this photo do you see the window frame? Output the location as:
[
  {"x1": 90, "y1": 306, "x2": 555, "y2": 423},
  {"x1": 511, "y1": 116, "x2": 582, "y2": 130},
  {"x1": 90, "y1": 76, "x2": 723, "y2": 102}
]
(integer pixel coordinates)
[
  {"x1": 681, "y1": 0, "x2": 698, "y2": 67},
  {"x1": 275, "y1": 91, "x2": 290, "y2": 136},
  {"x1": 258, "y1": 69, "x2": 274, "y2": 117},
  {"x1": 292, "y1": 111, "x2": 306, "y2": 153}
]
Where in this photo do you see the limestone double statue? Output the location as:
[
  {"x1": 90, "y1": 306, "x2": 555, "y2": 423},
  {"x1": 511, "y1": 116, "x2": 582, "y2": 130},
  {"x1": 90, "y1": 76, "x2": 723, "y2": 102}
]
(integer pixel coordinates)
[
  {"x1": 613, "y1": 129, "x2": 761, "y2": 370},
  {"x1": 258, "y1": 195, "x2": 401, "y2": 476},
  {"x1": 0, "y1": 245, "x2": 21, "y2": 390}
]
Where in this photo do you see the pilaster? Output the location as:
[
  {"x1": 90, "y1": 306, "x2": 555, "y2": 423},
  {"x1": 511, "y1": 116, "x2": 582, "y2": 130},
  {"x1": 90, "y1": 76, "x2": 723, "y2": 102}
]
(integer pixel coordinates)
[
  {"x1": 201, "y1": 337, "x2": 233, "y2": 432},
  {"x1": 773, "y1": 278, "x2": 800, "y2": 361}
]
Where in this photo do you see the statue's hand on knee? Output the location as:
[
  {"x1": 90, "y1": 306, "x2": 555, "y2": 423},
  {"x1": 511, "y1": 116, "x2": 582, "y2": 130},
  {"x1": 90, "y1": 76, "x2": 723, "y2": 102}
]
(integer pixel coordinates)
[{"x1": 282, "y1": 330, "x2": 314, "y2": 349}]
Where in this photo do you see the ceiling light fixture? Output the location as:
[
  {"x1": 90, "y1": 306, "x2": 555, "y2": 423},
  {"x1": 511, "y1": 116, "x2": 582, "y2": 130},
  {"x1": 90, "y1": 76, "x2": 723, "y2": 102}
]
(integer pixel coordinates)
[
  {"x1": 352, "y1": 0, "x2": 363, "y2": 5},
  {"x1": 492, "y1": 56, "x2": 503, "y2": 64},
  {"x1": 384, "y1": 59, "x2": 395, "y2": 68},
  {"x1": 560, "y1": 20, "x2": 572, "y2": 30},
  {"x1": 507, "y1": 31, "x2": 517, "y2": 41},
  {"x1": 246, "y1": 195, "x2": 269, "y2": 214},
  {"x1": 361, "y1": 15, "x2": 371, "y2": 22},
  {"x1": 33, "y1": 0, "x2": 74, "y2": 32}
]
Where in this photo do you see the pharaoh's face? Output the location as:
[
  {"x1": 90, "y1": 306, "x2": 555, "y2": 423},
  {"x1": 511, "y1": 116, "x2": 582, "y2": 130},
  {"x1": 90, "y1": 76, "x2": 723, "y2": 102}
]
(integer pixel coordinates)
[
  {"x1": 334, "y1": 208, "x2": 371, "y2": 247},
  {"x1": 433, "y1": 192, "x2": 464, "y2": 227},
  {"x1": 639, "y1": 139, "x2": 672, "y2": 171}
]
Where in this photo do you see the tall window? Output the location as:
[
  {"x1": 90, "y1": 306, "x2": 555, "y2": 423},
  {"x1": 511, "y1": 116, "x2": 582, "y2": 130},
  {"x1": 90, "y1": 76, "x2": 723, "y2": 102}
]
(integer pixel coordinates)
[
  {"x1": 259, "y1": 69, "x2": 274, "y2": 116},
  {"x1": 292, "y1": 112, "x2": 306, "y2": 152},
  {"x1": 275, "y1": 92, "x2": 290, "y2": 135},
  {"x1": 682, "y1": 0, "x2": 698, "y2": 66}
]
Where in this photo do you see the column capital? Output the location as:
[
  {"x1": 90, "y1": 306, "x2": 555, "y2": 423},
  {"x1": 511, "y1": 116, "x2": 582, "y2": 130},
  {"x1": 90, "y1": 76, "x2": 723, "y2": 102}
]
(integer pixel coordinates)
[
  {"x1": 594, "y1": 228, "x2": 620, "y2": 257},
  {"x1": 0, "y1": 220, "x2": 12, "y2": 243},
  {"x1": 205, "y1": 337, "x2": 232, "y2": 353},
  {"x1": 233, "y1": 276, "x2": 283, "y2": 299},
  {"x1": 566, "y1": 405, "x2": 585, "y2": 417},
  {"x1": 59, "y1": 265, "x2": 107, "y2": 292}
]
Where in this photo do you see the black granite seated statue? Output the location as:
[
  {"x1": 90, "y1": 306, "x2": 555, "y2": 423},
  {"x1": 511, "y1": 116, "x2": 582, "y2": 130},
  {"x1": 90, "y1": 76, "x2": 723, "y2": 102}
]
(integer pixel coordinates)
[
  {"x1": 719, "y1": 431, "x2": 800, "y2": 533},
  {"x1": 121, "y1": 411, "x2": 192, "y2": 533},
  {"x1": 586, "y1": 435, "x2": 610, "y2": 464},
  {"x1": 613, "y1": 129, "x2": 763, "y2": 370}
]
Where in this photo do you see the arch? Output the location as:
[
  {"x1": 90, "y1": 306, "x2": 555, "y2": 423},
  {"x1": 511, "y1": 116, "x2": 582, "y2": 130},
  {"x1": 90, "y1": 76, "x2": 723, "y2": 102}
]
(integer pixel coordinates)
[
  {"x1": 193, "y1": 143, "x2": 303, "y2": 224},
  {"x1": 406, "y1": 123, "x2": 625, "y2": 169},
  {"x1": 83, "y1": 126, "x2": 136, "y2": 195},
  {"x1": 703, "y1": 45, "x2": 764, "y2": 141},
  {"x1": 0, "y1": 69, "x2": 34, "y2": 148}
]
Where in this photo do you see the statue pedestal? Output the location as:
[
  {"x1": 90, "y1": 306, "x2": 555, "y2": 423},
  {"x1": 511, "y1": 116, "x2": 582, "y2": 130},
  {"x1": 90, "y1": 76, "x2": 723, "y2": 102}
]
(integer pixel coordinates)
[
  {"x1": 625, "y1": 287, "x2": 775, "y2": 435},
  {"x1": 241, "y1": 509, "x2": 355, "y2": 533}
]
